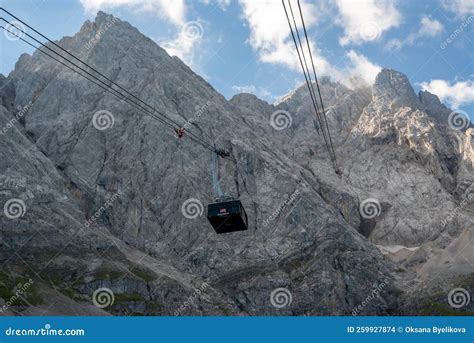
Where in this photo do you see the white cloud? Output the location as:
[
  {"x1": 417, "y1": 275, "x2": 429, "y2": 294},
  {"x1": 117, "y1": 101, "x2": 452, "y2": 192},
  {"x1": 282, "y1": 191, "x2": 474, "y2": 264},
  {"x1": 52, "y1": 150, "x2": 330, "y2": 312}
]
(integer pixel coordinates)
[
  {"x1": 80, "y1": 0, "x2": 186, "y2": 25},
  {"x1": 335, "y1": 0, "x2": 401, "y2": 46},
  {"x1": 161, "y1": 24, "x2": 202, "y2": 65},
  {"x1": 201, "y1": 0, "x2": 231, "y2": 11},
  {"x1": 239, "y1": 0, "x2": 296, "y2": 69},
  {"x1": 442, "y1": 0, "x2": 474, "y2": 17},
  {"x1": 238, "y1": 0, "x2": 336, "y2": 75},
  {"x1": 232, "y1": 84, "x2": 273, "y2": 99},
  {"x1": 232, "y1": 85, "x2": 257, "y2": 93},
  {"x1": 345, "y1": 50, "x2": 381, "y2": 85},
  {"x1": 384, "y1": 15, "x2": 443, "y2": 51},
  {"x1": 418, "y1": 79, "x2": 474, "y2": 109},
  {"x1": 216, "y1": 0, "x2": 231, "y2": 11},
  {"x1": 384, "y1": 38, "x2": 404, "y2": 51},
  {"x1": 238, "y1": 1, "x2": 382, "y2": 89}
]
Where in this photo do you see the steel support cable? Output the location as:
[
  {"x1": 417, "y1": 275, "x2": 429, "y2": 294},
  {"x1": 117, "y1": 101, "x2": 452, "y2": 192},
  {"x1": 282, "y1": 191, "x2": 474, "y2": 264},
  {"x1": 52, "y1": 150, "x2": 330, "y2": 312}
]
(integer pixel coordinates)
[
  {"x1": 0, "y1": 20, "x2": 180, "y2": 131},
  {"x1": 0, "y1": 26, "x2": 223, "y2": 159},
  {"x1": 285, "y1": 1, "x2": 332, "y2": 155},
  {"x1": 282, "y1": 1, "x2": 322, "y2": 127},
  {"x1": 0, "y1": 8, "x2": 184, "y2": 130},
  {"x1": 282, "y1": 1, "x2": 333, "y2": 162},
  {"x1": 289, "y1": 0, "x2": 335, "y2": 165},
  {"x1": 0, "y1": 26, "x2": 177, "y2": 131},
  {"x1": 284, "y1": 1, "x2": 324, "y2": 130},
  {"x1": 296, "y1": 0, "x2": 339, "y2": 171},
  {"x1": 0, "y1": 10, "x2": 226, "y2": 159},
  {"x1": 0, "y1": 18, "x2": 215, "y2": 152},
  {"x1": 1, "y1": 21, "x2": 229, "y2": 159},
  {"x1": 288, "y1": 0, "x2": 337, "y2": 169},
  {"x1": 286, "y1": 1, "x2": 324, "y2": 121}
]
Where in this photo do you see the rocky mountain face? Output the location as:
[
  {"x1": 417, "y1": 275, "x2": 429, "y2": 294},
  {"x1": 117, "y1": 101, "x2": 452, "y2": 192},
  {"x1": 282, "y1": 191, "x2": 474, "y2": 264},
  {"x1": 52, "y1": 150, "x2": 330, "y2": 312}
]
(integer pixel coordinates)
[{"x1": 0, "y1": 12, "x2": 472, "y2": 316}]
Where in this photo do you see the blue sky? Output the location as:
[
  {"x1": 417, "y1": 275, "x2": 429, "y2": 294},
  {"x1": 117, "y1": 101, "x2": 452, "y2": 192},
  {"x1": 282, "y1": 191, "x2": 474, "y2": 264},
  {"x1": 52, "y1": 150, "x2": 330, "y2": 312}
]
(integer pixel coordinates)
[{"x1": 0, "y1": 0, "x2": 473, "y2": 119}]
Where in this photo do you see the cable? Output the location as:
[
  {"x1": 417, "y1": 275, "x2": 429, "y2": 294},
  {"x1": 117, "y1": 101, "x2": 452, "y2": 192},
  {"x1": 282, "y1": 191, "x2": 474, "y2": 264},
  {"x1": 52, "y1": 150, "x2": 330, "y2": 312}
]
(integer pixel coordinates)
[
  {"x1": 0, "y1": 26, "x2": 177, "y2": 130},
  {"x1": 1, "y1": 15, "x2": 233, "y2": 160},
  {"x1": 0, "y1": 16, "x2": 216, "y2": 152},
  {"x1": 288, "y1": 0, "x2": 334, "y2": 162},
  {"x1": 282, "y1": 2, "x2": 333, "y2": 161},
  {"x1": 281, "y1": 2, "x2": 321, "y2": 129},
  {"x1": 0, "y1": 8, "x2": 225, "y2": 154},
  {"x1": 0, "y1": 19, "x2": 180, "y2": 132},
  {"x1": 282, "y1": 0, "x2": 340, "y2": 174},
  {"x1": 296, "y1": 0, "x2": 339, "y2": 172},
  {"x1": 285, "y1": 1, "x2": 332, "y2": 159},
  {"x1": 288, "y1": 0, "x2": 336, "y2": 168},
  {"x1": 0, "y1": 24, "x2": 217, "y2": 156},
  {"x1": 0, "y1": 8, "x2": 183, "y2": 130}
]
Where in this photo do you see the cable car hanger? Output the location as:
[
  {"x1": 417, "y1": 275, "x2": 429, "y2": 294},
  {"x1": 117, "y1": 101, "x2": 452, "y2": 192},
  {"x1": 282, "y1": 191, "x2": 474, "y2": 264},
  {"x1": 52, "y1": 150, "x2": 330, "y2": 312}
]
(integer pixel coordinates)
[{"x1": 207, "y1": 148, "x2": 248, "y2": 233}]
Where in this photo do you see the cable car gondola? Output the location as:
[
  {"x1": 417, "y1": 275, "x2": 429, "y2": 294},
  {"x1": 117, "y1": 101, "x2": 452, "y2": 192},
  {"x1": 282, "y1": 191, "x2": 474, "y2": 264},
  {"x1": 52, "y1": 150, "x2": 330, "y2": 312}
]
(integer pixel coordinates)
[
  {"x1": 207, "y1": 196, "x2": 248, "y2": 233},
  {"x1": 206, "y1": 149, "x2": 248, "y2": 234}
]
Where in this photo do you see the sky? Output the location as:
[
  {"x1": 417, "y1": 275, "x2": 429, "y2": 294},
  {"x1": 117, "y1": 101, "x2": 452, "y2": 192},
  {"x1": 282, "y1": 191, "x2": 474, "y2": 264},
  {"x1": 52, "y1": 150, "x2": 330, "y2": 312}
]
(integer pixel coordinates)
[{"x1": 0, "y1": 0, "x2": 473, "y2": 120}]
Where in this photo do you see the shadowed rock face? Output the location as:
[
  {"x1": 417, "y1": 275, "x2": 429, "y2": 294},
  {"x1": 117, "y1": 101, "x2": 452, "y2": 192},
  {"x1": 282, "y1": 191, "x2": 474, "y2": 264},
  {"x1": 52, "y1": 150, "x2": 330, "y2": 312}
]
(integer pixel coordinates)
[{"x1": 0, "y1": 12, "x2": 472, "y2": 316}]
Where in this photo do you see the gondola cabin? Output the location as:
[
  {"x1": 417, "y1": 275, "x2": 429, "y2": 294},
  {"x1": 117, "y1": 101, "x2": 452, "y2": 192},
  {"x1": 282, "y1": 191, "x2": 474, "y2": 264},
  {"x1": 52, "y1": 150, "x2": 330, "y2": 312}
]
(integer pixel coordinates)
[{"x1": 207, "y1": 198, "x2": 248, "y2": 233}]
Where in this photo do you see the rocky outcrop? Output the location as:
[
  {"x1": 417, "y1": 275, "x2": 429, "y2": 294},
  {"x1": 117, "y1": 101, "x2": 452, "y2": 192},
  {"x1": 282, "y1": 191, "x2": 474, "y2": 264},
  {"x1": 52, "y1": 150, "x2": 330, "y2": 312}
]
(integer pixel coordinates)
[{"x1": 418, "y1": 90, "x2": 452, "y2": 126}]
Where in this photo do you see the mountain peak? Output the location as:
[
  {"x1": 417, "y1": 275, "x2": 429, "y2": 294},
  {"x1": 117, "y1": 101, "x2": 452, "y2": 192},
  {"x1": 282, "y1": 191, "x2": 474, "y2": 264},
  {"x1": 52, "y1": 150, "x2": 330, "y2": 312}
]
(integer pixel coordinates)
[
  {"x1": 373, "y1": 69, "x2": 421, "y2": 109},
  {"x1": 418, "y1": 89, "x2": 451, "y2": 125},
  {"x1": 77, "y1": 11, "x2": 122, "y2": 41},
  {"x1": 94, "y1": 10, "x2": 120, "y2": 26}
]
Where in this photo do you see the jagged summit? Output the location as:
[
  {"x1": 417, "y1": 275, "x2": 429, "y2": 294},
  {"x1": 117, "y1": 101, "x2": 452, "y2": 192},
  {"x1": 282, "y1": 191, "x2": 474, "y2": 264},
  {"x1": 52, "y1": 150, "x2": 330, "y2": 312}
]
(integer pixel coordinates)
[
  {"x1": 418, "y1": 89, "x2": 452, "y2": 125},
  {"x1": 95, "y1": 10, "x2": 115, "y2": 23},
  {"x1": 81, "y1": 11, "x2": 127, "y2": 33},
  {"x1": 372, "y1": 69, "x2": 421, "y2": 109}
]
